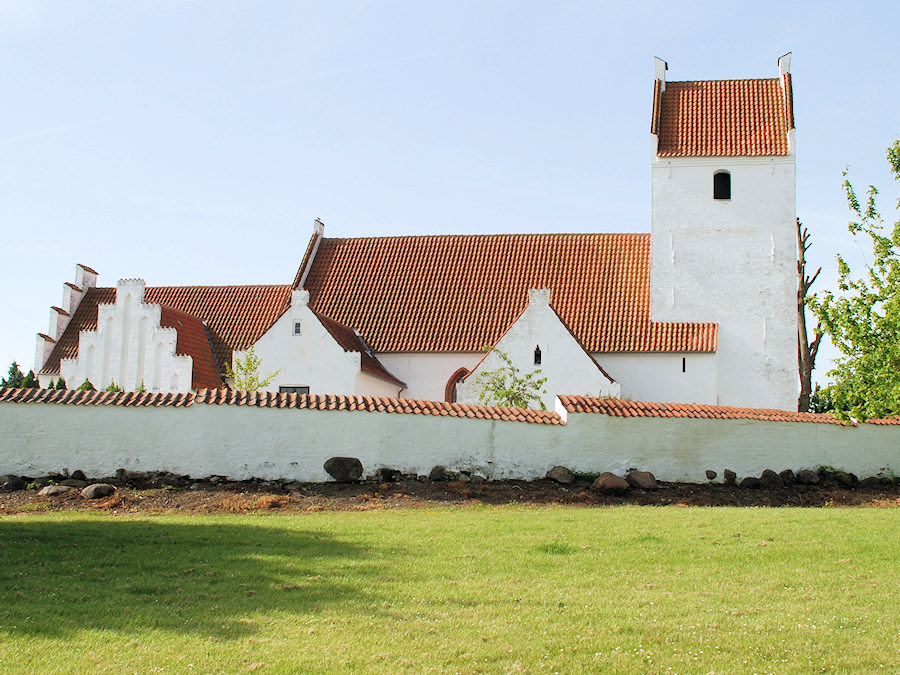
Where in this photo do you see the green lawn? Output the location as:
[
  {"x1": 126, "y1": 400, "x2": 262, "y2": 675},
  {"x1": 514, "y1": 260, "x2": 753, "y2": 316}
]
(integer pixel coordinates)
[{"x1": 0, "y1": 507, "x2": 897, "y2": 673}]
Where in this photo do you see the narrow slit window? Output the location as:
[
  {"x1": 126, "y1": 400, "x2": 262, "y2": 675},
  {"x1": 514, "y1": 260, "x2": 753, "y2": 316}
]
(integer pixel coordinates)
[
  {"x1": 713, "y1": 171, "x2": 731, "y2": 200},
  {"x1": 292, "y1": 320, "x2": 302, "y2": 336},
  {"x1": 682, "y1": 357, "x2": 686, "y2": 373},
  {"x1": 534, "y1": 346, "x2": 542, "y2": 365}
]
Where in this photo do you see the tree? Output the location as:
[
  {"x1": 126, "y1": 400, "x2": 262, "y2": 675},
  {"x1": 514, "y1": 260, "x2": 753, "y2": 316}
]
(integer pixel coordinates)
[
  {"x1": 474, "y1": 348, "x2": 548, "y2": 410},
  {"x1": 797, "y1": 218, "x2": 823, "y2": 411},
  {"x1": 20, "y1": 370, "x2": 38, "y2": 389},
  {"x1": 808, "y1": 140, "x2": 900, "y2": 420},
  {"x1": 1, "y1": 362, "x2": 24, "y2": 388},
  {"x1": 76, "y1": 379, "x2": 96, "y2": 391},
  {"x1": 55, "y1": 377, "x2": 67, "y2": 390},
  {"x1": 225, "y1": 345, "x2": 281, "y2": 391},
  {"x1": 105, "y1": 381, "x2": 124, "y2": 392}
]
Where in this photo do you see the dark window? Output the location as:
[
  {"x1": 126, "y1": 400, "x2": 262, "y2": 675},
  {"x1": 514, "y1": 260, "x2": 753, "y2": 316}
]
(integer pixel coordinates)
[
  {"x1": 534, "y1": 345, "x2": 542, "y2": 365},
  {"x1": 713, "y1": 171, "x2": 731, "y2": 200},
  {"x1": 279, "y1": 386, "x2": 309, "y2": 395},
  {"x1": 682, "y1": 357, "x2": 686, "y2": 373},
  {"x1": 292, "y1": 321, "x2": 302, "y2": 335}
]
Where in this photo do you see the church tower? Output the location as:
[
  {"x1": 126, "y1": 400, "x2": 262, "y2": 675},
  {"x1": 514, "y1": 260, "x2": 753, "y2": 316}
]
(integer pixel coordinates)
[{"x1": 650, "y1": 54, "x2": 797, "y2": 409}]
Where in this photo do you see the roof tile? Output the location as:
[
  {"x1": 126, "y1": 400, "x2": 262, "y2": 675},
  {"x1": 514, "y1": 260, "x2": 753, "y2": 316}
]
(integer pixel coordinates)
[
  {"x1": 653, "y1": 78, "x2": 792, "y2": 157},
  {"x1": 300, "y1": 233, "x2": 716, "y2": 353}
]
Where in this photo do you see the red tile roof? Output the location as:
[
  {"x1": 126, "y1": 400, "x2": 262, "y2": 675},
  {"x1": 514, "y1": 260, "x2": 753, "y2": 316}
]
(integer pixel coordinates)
[
  {"x1": 653, "y1": 78, "x2": 793, "y2": 157},
  {"x1": 558, "y1": 396, "x2": 848, "y2": 424},
  {"x1": 0, "y1": 388, "x2": 563, "y2": 424},
  {"x1": 299, "y1": 233, "x2": 717, "y2": 353},
  {"x1": 310, "y1": 310, "x2": 405, "y2": 386},
  {"x1": 158, "y1": 305, "x2": 223, "y2": 389},
  {"x1": 41, "y1": 285, "x2": 292, "y2": 376}
]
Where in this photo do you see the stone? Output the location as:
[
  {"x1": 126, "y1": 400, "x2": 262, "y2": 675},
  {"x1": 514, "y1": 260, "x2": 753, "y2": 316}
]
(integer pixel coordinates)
[
  {"x1": 859, "y1": 476, "x2": 883, "y2": 489},
  {"x1": 374, "y1": 468, "x2": 402, "y2": 483},
  {"x1": 546, "y1": 466, "x2": 576, "y2": 484},
  {"x1": 759, "y1": 469, "x2": 783, "y2": 489},
  {"x1": 39, "y1": 485, "x2": 73, "y2": 496},
  {"x1": 795, "y1": 469, "x2": 820, "y2": 485},
  {"x1": 70, "y1": 469, "x2": 87, "y2": 481},
  {"x1": 591, "y1": 472, "x2": 629, "y2": 495},
  {"x1": 723, "y1": 469, "x2": 736, "y2": 485},
  {"x1": 833, "y1": 470, "x2": 853, "y2": 488},
  {"x1": 323, "y1": 457, "x2": 363, "y2": 483},
  {"x1": 0, "y1": 474, "x2": 26, "y2": 491},
  {"x1": 739, "y1": 476, "x2": 761, "y2": 489},
  {"x1": 705, "y1": 470, "x2": 717, "y2": 480},
  {"x1": 61, "y1": 478, "x2": 88, "y2": 488},
  {"x1": 779, "y1": 469, "x2": 795, "y2": 486},
  {"x1": 626, "y1": 470, "x2": 658, "y2": 490},
  {"x1": 428, "y1": 465, "x2": 448, "y2": 481},
  {"x1": 81, "y1": 483, "x2": 116, "y2": 499}
]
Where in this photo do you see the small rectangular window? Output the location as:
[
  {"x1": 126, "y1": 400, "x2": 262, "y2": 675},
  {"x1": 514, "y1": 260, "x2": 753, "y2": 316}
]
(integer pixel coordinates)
[
  {"x1": 279, "y1": 385, "x2": 309, "y2": 395},
  {"x1": 682, "y1": 357, "x2": 686, "y2": 373},
  {"x1": 292, "y1": 321, "x2": 302, "y2": 336}
]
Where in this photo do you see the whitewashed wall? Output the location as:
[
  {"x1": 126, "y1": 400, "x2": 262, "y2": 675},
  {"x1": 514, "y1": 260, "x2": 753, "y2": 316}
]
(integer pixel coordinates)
[
  {"x1": 2, "y1": 399, "x2": 895, "y2": 483},
  {"x1": 377, "y1": 353, "x2": 480, "y2": 401},
  {"x1": 651, "y1": 155, "x2": 798, "y2": 410},
  {"x1": 457, "y1": 289, "x2": 621, "y2": 409},
  {"x1": 597, "y1": 352, "x2": 717, "y2": 404}
]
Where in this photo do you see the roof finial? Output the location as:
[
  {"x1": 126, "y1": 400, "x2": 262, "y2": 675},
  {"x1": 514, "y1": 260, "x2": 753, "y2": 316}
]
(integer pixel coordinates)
[
  {"x1": 314, "y1": 218, "x2": 325, "y2": 235},
  {"x1": 778, "y1": 52, "x2": 791, "y2": 77}
]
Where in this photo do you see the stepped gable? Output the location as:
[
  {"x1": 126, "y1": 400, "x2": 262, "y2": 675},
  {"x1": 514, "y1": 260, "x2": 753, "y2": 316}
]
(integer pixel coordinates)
[
  {"x1": 40, "y1": 284, "x2": 291, "y2": 375},
  {"x1": 297, "y1": 232, "x2": 717, "y2": 354}
]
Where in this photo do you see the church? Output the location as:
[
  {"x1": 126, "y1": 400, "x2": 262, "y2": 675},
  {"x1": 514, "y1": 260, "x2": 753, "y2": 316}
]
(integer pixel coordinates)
[{"x1": 34, "y1": 55, "x2": 799, "y2": 411}]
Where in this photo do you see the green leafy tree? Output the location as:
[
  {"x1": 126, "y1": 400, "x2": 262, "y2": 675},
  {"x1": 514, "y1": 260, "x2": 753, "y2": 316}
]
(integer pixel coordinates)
[
  {"x1": 225, "y1": 345, "x2": 281, "y2": 392},
  {"x1": 808, "y1": 140, "x2": 900, "y2": 420},
  {"x1": 474, "y1": 348, "x2": 548, "y2": 410},
  {"x1": 55, "y1": 377, "x2": 67, "y2": 390},
  {"x1": 105, "y1": 381, "x2": 124, "y2": 392},
  {"x1": 2, "y1": 361, "x2": 25, "y2": 388},
  {"x1": 20, "y1": 370, "x2": 38, "y2": 388},
  {"x1": 76, "y1": 378, "x2": 96, "y2": 391}
]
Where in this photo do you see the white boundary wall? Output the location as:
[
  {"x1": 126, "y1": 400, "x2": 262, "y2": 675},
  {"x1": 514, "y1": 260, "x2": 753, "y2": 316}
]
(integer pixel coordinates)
[{"x1": 1, "y1": 398, "x2": 897, "y2": 483}]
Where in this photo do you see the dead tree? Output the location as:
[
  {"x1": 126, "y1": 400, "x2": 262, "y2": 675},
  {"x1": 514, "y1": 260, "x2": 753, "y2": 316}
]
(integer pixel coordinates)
[{"x1": 797, "y1": 218, "x2": 823, "y2": 411}]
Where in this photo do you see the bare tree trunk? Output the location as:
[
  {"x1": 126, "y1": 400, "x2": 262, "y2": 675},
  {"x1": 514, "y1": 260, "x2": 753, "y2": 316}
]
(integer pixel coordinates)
[{"x1": 797, "y1": 218, "x2": 823, "y2": 411}]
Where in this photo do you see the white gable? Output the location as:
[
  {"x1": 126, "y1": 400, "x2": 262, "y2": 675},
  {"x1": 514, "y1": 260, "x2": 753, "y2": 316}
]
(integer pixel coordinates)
[{"x1": 457, "y1": 289, "x2": 620, "y2": 409}]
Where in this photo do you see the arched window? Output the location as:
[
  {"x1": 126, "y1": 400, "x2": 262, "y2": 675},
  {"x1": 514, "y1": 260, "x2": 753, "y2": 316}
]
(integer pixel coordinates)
[
  {"x1": 713, "y1": 171, "x2": 731, "y2": 200},
  {"x1": 444, "y1": 368, "x2": 470, "y2": 403}
]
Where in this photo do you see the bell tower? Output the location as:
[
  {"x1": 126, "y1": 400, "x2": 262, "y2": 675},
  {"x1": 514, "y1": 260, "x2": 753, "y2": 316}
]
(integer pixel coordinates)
[{"x1": 649, "y1": 54, "x2": 798, "y2": 409}]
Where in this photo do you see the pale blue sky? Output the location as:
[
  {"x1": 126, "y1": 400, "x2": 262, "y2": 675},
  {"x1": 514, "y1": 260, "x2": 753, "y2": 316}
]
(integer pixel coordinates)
[{"x1": 2, "y1": 1, "x2": 898, "y2": 388}]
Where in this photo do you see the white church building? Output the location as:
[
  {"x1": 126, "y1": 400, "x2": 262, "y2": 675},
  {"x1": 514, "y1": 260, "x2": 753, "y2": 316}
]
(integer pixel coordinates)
[{"x1": 35, "y1": 55, "x2": 799, "y2": 411}]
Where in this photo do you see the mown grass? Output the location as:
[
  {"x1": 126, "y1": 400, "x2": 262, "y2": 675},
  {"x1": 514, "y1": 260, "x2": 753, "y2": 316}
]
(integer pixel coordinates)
[{"x1": 0, "y1": 506, "x2": 897, "y2": 673}]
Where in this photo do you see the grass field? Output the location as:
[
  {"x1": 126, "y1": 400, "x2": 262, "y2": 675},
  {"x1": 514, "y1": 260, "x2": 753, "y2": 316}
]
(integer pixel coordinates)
[{"x1": 0, "y1": 506, "x2": 897, "y2": 673}]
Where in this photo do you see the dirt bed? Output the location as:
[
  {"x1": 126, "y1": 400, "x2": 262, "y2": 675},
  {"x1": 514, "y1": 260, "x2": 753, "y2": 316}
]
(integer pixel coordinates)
[{"x1": 2, "y1": 478, "x2": 898, "y2": 515}]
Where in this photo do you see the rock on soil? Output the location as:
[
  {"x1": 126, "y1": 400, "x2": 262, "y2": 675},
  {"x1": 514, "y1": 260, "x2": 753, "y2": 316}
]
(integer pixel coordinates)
[
  {"x1": 759, "y1": 469, "x2": 783, "y2": 489},
  {"x1": 39, "y1": 485, "x2": 73, "y2": 496},
  {"x1": 82, "y1": 483, "x2": 117, "y2": 499},
  {"x1": 626, "y1": 470, "x2": 658, "y2": 490},
  {"x1": 705, "y1": 470, "x2": 717, "y2": 480},
  {"x1": 796, "y1": 469, "x2": 820, "y2": 485},
  {"x1": 546, "y1": 466, "x2": 576, "y2": 484},
  {"x1": 740, "y1": 477, "x2": 761, "y2": 489},
  {"x1": 592, "y1": 472, "x2": 630, "y2": 495},
  {"x1": 723, "y1": 469, "x2": 737, "y2": 485},
  {"x1": 324, "y1": 457, "x2": 364, "y2": 483},
  {"x1": 1, "y1": 474, "x2": 26, "y2": 491}
]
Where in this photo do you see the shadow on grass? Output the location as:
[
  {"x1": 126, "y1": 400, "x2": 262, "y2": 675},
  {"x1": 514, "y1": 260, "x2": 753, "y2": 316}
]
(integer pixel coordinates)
[{"x1": 0, "y1": 518, "x2": 387, "y2": 639}]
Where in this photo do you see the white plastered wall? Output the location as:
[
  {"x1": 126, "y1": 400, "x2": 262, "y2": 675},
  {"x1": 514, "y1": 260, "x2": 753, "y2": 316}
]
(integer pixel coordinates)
[
  {"x1": 597, "y1": 352, "x2": 717, "y2": 404},
  {"x1": 251, "y1": 290, "x2": 401, "y2": 397},
  {"x1": 0, "y1": 400, "x2": 896, "y2": 483},
  {"x1": 376, "y1": 353, "x2": 482, "y2": 401},
  {"x1": 650, "y1": 156, "x2": 797, "y2": 409},
  {"x1": 457, "y1": 289, "x2": 621, "y2": 409},
  {"x1": 59, "y1": 279, "x2": 193, "y2": 393}
]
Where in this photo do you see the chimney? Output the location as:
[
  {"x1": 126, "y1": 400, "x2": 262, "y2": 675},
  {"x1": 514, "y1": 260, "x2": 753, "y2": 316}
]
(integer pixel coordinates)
[{"x1": 778, "y1": 52, "x2": 792, "y2": 78}]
